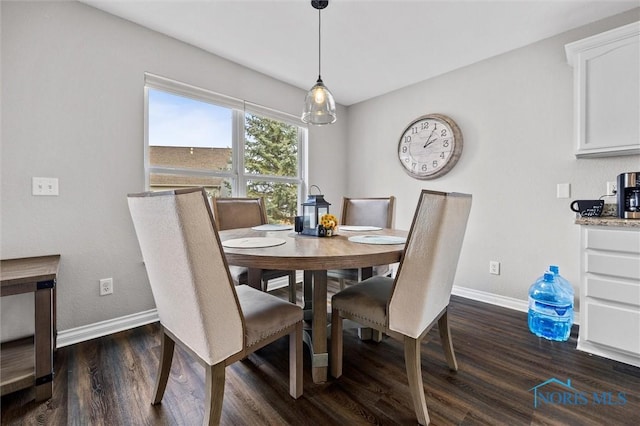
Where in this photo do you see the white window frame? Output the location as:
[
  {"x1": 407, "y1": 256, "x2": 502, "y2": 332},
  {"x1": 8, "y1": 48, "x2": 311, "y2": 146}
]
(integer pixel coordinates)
[{"x1": 144, "y1": 73, "x2": 307, "y2": 205}]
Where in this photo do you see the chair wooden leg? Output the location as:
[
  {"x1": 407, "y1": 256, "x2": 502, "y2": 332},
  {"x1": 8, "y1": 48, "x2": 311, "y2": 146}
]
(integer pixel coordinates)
[
  {"x1": 339, "y1": 278, "x2": 346, "y2": 290},
  {"x1": 290, "y1": 321, "x2": 303, "y2": 398},
  {"x1": 404, "y1": 336, "x2": 430, "y2": 426},
  {"x1": 288, "y1": 271, "x2": 297, "y2": 304},
  {"x1": 330, "y1": 308, "x2": 343, "y2": 378},
  {"x1": 437, "y1": 309, "x2": 458, "y2": 371},
  {"x1": 203, "y1": 362, "x2": 226, "y2": 426},
  {"x1": 152, "y1": 331, "x2": 175, "y2": 405}
]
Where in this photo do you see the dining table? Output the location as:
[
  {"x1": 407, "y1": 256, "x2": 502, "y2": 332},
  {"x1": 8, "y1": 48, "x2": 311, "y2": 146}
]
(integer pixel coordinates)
[{"x1": 218, "y1": 225, "x2": 408, "y2": 383}]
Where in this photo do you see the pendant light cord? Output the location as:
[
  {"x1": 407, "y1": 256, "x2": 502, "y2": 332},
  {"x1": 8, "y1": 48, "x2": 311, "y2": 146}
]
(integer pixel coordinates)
[{"x1": 318, "y1": 6, "x2": 322, "y2": 79}]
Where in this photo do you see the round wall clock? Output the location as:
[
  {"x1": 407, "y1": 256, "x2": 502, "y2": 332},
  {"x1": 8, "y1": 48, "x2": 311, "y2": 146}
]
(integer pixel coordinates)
[{"x1": 397, "y1": 113, "x2": 463, "y2": 179}]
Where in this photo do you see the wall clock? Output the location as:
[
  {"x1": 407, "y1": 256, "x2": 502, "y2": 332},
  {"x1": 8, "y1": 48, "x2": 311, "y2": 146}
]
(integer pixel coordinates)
[{"x1": 397, "y1": 113, "x2": 463, "y2": 179}]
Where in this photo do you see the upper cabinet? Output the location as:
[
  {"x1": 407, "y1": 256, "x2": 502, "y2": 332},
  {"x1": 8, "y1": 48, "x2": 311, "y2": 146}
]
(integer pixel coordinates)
[{"x1": 565, "y1": 22, "x2": 640, "y2": 158}]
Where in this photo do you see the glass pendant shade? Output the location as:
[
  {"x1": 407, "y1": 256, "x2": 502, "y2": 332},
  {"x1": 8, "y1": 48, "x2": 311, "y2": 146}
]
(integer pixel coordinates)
[
  {"x1": 302, "y1": 0, "x2": 336, "y2": 125},
  {"x1": 302, "y1": 77, "x2": 336, "y2": 125}
]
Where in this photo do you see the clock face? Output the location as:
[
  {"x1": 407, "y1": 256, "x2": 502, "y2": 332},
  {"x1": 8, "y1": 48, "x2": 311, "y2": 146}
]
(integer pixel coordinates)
[{"x1": 397, "y1": 114, "x2": 463, "y2": 179}]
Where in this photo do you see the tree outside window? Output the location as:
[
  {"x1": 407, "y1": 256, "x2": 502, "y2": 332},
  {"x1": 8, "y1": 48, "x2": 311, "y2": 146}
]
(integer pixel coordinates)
[{"x1": 245, "y1": 114, "x2": 299, "y2": 224}]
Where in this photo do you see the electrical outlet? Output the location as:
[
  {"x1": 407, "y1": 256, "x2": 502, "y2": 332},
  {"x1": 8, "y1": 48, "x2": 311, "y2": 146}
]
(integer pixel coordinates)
[
  {"x1": 489, "y1": 261, "x2": 500, "y2": 275},
  {"x1": 607, "y1": 181, "x2": 617, "y2": 195},
  {"x1": 100, "y1": 278, "x2": 113, "y2": 296},
  {"x1": 32, "y1": 177, "x2": 59, "y2": 196}
]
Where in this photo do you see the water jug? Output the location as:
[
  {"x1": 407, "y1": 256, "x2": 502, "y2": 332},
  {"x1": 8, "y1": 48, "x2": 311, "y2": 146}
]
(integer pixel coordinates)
[
  {"x1": 528, "y1": 272, "x2": 573, "y2": 341},
  {"x1": 549, "y1": 265, "x2": 574, "y2": 299}
]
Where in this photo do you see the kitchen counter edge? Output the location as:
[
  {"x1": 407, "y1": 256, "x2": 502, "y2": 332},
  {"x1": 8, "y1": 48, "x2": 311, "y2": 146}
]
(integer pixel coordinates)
[{"x1": 575, "y1": 216, "x2": 640, "y2": 228}]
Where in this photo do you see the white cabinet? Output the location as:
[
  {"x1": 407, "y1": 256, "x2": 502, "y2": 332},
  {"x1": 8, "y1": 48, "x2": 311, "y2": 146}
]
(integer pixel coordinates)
[
  {"x1": 578, "y1": 226, "x2": 640, "y2": 367},
  {"x1": 565, "y1": 22, "x2": 640, "y2": 157}
]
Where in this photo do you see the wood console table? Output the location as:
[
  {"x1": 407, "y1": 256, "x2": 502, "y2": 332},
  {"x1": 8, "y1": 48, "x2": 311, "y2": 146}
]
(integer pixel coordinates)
[{"x1": 1, "y1": 255, "x2": 59, "y2": 401}]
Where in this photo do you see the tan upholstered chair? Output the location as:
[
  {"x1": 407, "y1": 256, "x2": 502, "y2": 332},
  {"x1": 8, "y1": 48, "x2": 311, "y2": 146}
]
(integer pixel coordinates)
[
  {"x1": 128, "y1": 188, "x2": 303, "y2": 425},
  {"x1": 211, "y1": 197, "x2": 297, "y2": 303},
  {"x1": 328, "y1": 196, "x2": 395, "y2": 289},
  {"x1": 330, "y1": 190, "x2": 472, "y2": 425}
]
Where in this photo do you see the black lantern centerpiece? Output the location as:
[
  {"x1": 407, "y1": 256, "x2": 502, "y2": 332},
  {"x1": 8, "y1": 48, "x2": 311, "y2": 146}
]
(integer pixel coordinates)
[{"x1": 301, "y1": 185, "x2": 331, "y2": 236}]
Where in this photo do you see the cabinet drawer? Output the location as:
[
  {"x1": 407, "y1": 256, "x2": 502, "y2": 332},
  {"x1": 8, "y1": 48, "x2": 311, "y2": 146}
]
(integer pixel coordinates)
[
  {"x1": 586, "y1": 276, "x2": 640, "y2": 307},
  {"x1": 585, "y1": 252, "x2": 640, "y2": 280},
  {"x1": 585, "y1": 228, "x2": 640, "y2": 254},
  {"x1": 584, "y1": 302, "x2": 640, "y2": 355}
]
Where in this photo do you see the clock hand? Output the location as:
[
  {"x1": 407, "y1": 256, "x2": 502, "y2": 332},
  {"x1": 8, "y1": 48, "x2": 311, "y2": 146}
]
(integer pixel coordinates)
[
  {"x1": 423, "y1": 128, "x2": 437, "y2": 148},
  {"x1": 423, "y1": 137, "x2": 438, "y2": 149}
]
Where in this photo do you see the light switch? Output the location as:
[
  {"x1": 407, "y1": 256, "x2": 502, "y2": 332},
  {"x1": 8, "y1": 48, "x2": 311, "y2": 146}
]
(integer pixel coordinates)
[
  {"x1": 32, "y1": 177, "x2": 59, "y2": 196},
  {"x1": 556, "y1": 183, "x2": 570, "y2": 199}
]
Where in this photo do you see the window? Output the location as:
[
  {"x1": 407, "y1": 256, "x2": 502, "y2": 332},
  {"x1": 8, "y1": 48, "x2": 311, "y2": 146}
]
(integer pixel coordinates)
[{"x1": 145, "y1": 74, "x2": 306, "y2": 224}]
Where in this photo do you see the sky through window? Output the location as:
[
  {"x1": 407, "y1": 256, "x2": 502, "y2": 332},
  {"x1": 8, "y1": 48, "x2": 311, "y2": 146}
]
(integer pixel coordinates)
[{"x1": 148, "y1": 89, "x2": 232, "y2": 148}]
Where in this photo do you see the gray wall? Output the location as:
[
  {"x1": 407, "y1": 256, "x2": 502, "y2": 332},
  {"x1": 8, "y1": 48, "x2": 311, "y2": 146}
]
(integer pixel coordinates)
[
  {"x1": 2, "y1": 1, "x2": 638, "y2": 340},
  {"x1": 346, "y1": 9, "x2": 640, "y2": 309},
  {"x1": 0, "y1": 1, "x2": 348, "y2": 339}
]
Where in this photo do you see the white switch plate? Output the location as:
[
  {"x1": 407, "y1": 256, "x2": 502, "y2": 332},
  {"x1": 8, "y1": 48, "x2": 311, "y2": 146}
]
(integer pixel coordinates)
[
  {"x1": 99, "y1": 278, "x2": 113, "y2": 296},
  {"x1": 489, "y1": 261, "x2": 500, "y2": 275},
  {"x1": 32, "y1": 177, "x2": 59, "y2": 196},
  {"x1": 556, "y1": 183, "x2": 570, "y2": 199}
]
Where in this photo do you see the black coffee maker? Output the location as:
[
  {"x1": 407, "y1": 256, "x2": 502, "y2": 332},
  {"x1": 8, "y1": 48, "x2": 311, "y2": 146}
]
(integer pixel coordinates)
[{"x1": 617, "y1": 172, "x2": 640, "y2": 219}]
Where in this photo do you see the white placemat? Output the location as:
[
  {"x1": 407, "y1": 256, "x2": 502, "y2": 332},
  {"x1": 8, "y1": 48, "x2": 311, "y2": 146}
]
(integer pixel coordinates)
[
  {"x1": 222, "y1": 237, "x2": 286, "y2": 248},
  {"x1": 339, "y1": 225, "x2": 383, "y2": 232},
  {"x1": 348, "y1": 235, "x2": 407, "y2": 245},
  {"x1": 251, "y1": 224, "x2": 294, "y2": 231}
]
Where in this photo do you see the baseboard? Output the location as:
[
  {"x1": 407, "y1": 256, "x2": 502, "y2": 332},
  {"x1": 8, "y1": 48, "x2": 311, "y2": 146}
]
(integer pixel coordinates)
[
  {"x1": 56, "y1": 309, "x2": 159, "y2": 348},
  {"x1": 56, "y1": 286, "x2": 575, "y2": 347},
  {"x1": 452, "y1": 285, "x2": 580, "y2": 326},
  {"x1": 452, "y1": 285, "x2": 528, "y2": 313}
]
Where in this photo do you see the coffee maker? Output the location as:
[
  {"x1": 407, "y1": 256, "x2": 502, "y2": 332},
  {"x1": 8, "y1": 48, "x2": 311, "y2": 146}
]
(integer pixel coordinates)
[{"x1": 618, "y1": 172, "x2": 640, "y2": 219}]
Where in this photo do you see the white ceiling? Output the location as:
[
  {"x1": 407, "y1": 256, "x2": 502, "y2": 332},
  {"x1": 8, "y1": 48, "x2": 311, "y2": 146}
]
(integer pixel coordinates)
[{"x1": 81, "y1": 0, "x2": 638, "y2": 106}]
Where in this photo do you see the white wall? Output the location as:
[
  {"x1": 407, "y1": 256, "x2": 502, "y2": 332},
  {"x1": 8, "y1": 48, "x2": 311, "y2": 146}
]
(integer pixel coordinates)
[
  {"x1": 346, "y1": 9, "x2": 640, "y2": 309},
  {"x1": 0, "y1": 1, "x2": 348, "y2": 339}
]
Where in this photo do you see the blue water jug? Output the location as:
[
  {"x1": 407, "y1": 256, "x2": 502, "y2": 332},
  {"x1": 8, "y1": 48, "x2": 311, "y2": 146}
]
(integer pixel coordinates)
[
  {"x1": 549, "y1": 265, "x2": 574, "y2": 299},
  {"x1": 528, "y1": 272, "x2": 573, "y2": 341}
]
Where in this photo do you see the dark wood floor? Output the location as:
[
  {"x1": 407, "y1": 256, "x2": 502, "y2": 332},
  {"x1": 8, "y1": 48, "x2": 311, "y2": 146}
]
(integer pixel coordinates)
[{"x1": 3, "y1": 282, "x2": 639, "y2": 425}]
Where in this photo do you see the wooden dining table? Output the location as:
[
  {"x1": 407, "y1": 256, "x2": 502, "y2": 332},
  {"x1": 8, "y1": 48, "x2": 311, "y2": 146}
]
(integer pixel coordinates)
[{"x1": 218, "y1": 227, "x2": 408, "y2": 383}]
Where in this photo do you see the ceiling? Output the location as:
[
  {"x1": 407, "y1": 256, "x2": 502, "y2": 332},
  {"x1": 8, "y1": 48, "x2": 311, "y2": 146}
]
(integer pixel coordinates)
[{"x1": 81, "y1": 0, "x2": 638, "y2": 106}]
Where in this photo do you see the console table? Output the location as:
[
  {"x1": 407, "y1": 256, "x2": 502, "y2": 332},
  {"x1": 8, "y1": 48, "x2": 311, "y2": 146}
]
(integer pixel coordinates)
[{"x1": 1, "y1": 255, "x2": 59, "y2": 401}]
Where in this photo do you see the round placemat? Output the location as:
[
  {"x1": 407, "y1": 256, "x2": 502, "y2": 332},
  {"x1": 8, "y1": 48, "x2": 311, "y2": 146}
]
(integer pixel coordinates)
[
  {"x1": 250, "y1": 224, "x2": 293, "y2": 231},
  {"x1": 348, "y1": 235, "x2": 407, "y2": 245},
  {"x1": 222, "y1": 237, "x2": 286, "y2": 248},
  {"x1": 339, "y1": 225, "x2": 383, "y2": 231}
]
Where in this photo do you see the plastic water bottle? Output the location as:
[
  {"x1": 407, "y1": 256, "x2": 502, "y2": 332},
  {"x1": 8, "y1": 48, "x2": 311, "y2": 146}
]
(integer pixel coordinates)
[
  {"x1": 528, "y1": 272, "x2": 573, "y2": 341},
  {"x1": 549, "y1": 265, "x2": 574, "y2": 299}
]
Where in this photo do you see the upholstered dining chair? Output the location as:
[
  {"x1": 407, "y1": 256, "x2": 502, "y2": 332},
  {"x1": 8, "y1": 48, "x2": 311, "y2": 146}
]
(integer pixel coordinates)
[
  {"x1": 128, "y1": 188, "x2": 303, "y2": 425},
  {"x1": 210, "y1": 196, "x2": 297, "y2": 303},
  {"x1": 328, "y1": 196, "x2": 395, "y2": 289},
  {"x1": 330, "y1": 190, "x2": 472, "y2": 425}
]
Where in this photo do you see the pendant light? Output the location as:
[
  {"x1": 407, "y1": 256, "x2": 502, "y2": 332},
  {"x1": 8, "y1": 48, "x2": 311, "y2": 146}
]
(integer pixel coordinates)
[{"x1": 301, "y1": 0, "x2": 336, "y2": 125}]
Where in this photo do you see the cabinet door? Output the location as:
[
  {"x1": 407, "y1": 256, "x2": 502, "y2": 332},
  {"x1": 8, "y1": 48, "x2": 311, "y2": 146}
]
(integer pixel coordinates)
[
  {"x1": 583, "y1": 302, "x2": 640, "y2": 356},
  {"x1": 566, "y1": 22, "x2": 640, "y2": 157}
]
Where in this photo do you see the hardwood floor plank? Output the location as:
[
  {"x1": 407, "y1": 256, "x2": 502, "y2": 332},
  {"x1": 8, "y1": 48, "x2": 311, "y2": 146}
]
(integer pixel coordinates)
[{"x1": 2, "y1": 289, "x2": 639, "y2": 425}]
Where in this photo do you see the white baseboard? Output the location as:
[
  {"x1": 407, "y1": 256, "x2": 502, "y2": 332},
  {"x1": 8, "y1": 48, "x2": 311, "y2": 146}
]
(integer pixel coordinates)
[
  {"x1": 452, "y1": 285, "x2": 580, "y2": 325},
  {"x1": 452, "y1": 285, "x2": 529, "y2": 313},
  {"x1": 56, "y1": 286, "x2": 576, "y2": 348},
  {"x1": 57, "y1": 309, "x2": 159, "y2": 348}
]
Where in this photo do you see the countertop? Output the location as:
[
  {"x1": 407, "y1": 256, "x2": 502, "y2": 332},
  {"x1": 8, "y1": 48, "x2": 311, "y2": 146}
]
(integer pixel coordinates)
[{"x1": 575, "y1": 216, "x2": 640, "y2": 228}]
